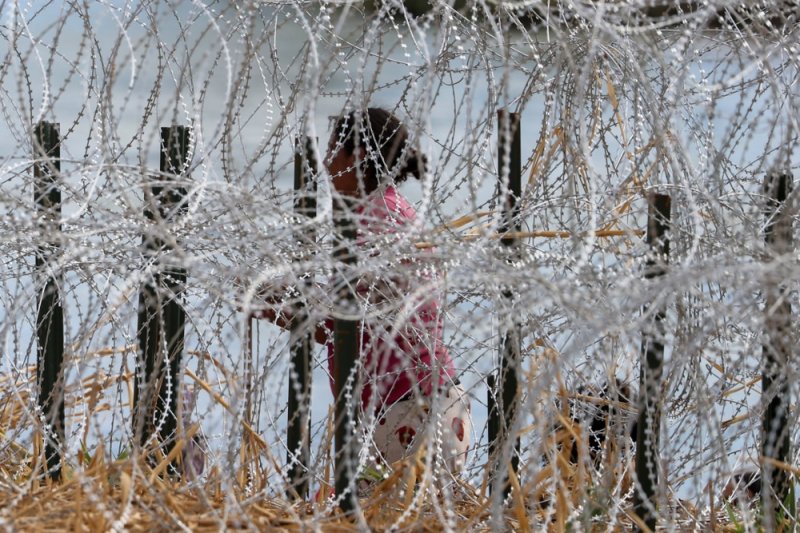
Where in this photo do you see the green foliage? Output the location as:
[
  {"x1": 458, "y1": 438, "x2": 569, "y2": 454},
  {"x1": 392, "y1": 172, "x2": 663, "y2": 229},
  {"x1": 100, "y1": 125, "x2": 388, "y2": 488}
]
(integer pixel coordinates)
[
  {"x1": 725, "y1": 482, "x2": 797, "y2": 533},
  {"x1": 725, "y1": 501, "x2": 745, "y2": 533},
  {"x1": 115, "y1": 446, "x2": 130, "y2": 462},
  {"x1": 775, "y1": 485, "x2": 796, "y2": 532},
  {"x1": 80, "y1": 441, "x2": 92, "y2": 465}
]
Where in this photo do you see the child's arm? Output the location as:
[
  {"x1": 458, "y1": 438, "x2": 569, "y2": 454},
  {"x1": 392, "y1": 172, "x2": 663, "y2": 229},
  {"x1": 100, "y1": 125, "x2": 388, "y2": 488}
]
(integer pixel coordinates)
[{"x1": 250, "y1": 300, "x2": 330, "y2": 346}]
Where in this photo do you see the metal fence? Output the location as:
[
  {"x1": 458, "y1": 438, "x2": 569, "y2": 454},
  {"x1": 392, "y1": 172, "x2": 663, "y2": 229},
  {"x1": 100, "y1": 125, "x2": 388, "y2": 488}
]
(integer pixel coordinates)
[{"x1": 2, "y1": 1, "x2": 798, "y2": 529}]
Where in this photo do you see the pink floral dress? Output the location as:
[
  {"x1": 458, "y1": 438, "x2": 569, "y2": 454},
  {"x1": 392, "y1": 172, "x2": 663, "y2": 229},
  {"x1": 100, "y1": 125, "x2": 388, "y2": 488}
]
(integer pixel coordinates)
[{"x1": 325, "y1": 186, "x2": 471, "y2": 471}]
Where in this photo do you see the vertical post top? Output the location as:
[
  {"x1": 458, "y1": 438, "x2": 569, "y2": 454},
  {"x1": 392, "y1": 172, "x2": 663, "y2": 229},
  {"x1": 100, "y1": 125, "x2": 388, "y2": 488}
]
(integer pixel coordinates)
[
  {"x1": 763, "y1": 173, "x2": 794, "y2": 251},
  {"x1": 160, "y1": 125, "x2": 192, "y2": 177},
  {"x1": 33, "y1": 121, "x2": 62, "y2": 210},
  {"x1": 152, "y1": 125, "x2": 191, "y2": 221},
  {"x1": 646, "y1": 193, "x2": 671, "y2": 243},
  {"x1": 34, "y1": 121, "x2": 60, "y2": 137},
  {"x1": 33, "y1": 121, "x2": 61, "y2": 164},
  {"x1": 497, "y1": 109, "x2": 522, "y2": 246},
  {"x1": 763, "y1": 173, "x2": 793, "y2": 205},
  {"x1": 294, "y1": 136, "x2": 318, "y2": 217},
  {"x1": 496, "y1": 109, "x2": 520, "y2": 127},
  {"x1": 160, "y1": 125, "x2": 191, "y2": 137},
  {"x1": 645, "y1": 192, "x2": 671, "y2": 278}
]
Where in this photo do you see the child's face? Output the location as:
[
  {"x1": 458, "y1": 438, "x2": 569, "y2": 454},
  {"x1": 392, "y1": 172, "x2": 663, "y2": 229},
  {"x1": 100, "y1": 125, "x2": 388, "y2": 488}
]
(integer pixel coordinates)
[{"x1": 325, "y1": 132, "x2": 360, "y2": 196}]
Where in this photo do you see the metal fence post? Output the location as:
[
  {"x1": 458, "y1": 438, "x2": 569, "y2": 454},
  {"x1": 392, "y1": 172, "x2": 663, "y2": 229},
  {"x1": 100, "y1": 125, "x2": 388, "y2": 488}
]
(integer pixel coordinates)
[
  {"x1": 134, "y1": 125, "x2": 190, "y2": 473},
  {"x1": 33, "y1": 121, "x2": 65, "y2": 481},
  {"x1": 761, "y1": 173, "x2": 795, "y2": 529},
  {"x1": 634, "y1": 192, "x2": 670, "y2": 530},
  {"x1": 489, "y1": 109, "x2": 522, "y2": 497},
  {"x1": 333, "y1": 196, "x2": 359, "y2": 514},
  {"x1": 287, "y1": 136, "x2": 317, "y2": 499}
]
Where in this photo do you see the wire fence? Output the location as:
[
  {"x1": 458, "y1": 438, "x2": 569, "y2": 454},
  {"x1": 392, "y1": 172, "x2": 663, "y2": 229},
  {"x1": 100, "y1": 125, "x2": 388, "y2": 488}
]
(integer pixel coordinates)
[{"x1": 1, "y1": 0, "x2": 799, "y2": 529}]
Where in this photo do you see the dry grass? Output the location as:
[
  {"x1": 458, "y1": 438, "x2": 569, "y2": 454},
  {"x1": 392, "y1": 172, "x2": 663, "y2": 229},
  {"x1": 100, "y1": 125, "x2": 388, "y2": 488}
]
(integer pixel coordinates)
[
  {"x1": 0, "y1": 454, "x2": 502, "y2": 531},
  {"x1": 1, "y1": 442, "x2": 731, "y2": 532},
  {"x1": 0, "y1": 360, "x2": 755, "y2": 532}
]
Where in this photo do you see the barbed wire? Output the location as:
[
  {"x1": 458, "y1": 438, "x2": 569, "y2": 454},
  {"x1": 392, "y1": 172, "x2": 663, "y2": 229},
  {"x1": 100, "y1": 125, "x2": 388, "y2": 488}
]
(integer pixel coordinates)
[{"x1": 1, "y1": 0, "x2": 799, "y2": 529}]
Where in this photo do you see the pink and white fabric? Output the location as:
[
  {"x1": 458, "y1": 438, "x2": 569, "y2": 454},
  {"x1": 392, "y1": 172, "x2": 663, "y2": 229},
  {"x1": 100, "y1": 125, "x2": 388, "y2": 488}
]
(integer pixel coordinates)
[
  {"x1": 371, "y1": 382, "x2": 471, "y2": 471},
  {"x1": 325, "y1": 186, "x2": 471, "y2": 470}
]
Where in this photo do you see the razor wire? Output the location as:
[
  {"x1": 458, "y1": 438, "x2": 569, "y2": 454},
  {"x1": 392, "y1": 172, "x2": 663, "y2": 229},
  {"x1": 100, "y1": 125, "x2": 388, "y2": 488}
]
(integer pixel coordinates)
[{"x1": 1, "y1": 0, "x2": 799, "y2": 529}]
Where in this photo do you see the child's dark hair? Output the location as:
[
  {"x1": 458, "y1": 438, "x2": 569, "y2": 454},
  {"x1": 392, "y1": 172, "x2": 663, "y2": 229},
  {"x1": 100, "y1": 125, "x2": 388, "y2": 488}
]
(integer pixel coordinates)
[{"x1": 330, "y1": 107, "x2": 426, "y2": 193}]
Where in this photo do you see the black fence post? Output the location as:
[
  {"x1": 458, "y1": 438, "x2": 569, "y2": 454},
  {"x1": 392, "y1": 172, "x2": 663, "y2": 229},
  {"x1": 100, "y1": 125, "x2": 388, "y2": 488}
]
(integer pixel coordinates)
[
  {"x1": 489, "y1": 109, "x2": 522, "y2": 497},
  {"x1": 133, "y1": 125, "x2": 190, "y2": 472},
  {"x1": 333, "y1": 196, "x2": 359, "y2": 514},
  {"x1": 33, "y1": 121, "x2": 65, "y2": 481},
  {"x1": 486, "y1": 372, "x2": 499, "y2": 467},
  {"x1": 761, "y1": 173, "x2": 794, "y2": 529},
  {"x1": 287, "y1": 137, "x2": 317, "y2": 499},
  {"x1": 634, "y1": 192, "x2": 670, "y2": 530}
]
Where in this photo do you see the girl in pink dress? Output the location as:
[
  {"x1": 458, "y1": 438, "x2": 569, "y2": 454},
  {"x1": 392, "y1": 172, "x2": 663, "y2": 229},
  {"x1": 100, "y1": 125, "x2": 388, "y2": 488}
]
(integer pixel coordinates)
[
  {"x1": 323, "y1": 108, "x2": 470, "y2": 473},
  {"x1": 259, "y1": 108, "x2": 470, "y2": 474}
]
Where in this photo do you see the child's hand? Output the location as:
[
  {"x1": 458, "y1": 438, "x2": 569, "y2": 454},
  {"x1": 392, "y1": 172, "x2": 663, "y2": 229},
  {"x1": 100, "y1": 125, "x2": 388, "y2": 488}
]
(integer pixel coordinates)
[
  {"x1": 238, "y1": 283, "x2": 299, "y2": 327},
  {"x1": 236, "y1": 276, "x2": 293, "y2": 308},
  {"x1": 256, "y1": 285, "x2": 293, "y2": 305}
]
